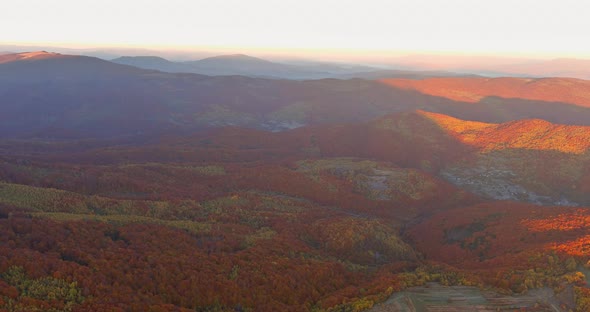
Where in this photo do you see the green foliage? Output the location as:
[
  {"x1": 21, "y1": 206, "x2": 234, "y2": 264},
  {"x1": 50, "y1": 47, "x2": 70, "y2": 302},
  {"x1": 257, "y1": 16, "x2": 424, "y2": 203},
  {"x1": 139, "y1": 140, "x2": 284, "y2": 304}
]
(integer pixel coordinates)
[
  {"x1": 499, "y1": 253, "x2": 588, "y2": 293},
  {"x1": 1, "y1": 266, "x2": 28, "y2": 290},
  {"x1": 566, "y1": 257, "x2": 578, "y2": 272},
  {"x1": 396, "y1": 265, "x2": 479, "y2": 289},
  {"x1": 324, "y1": 297, "x2": 375, "y2": 312},
  {"x1": 0, "y1": 182, "x2": 87, "y2": 213},
  {"x1": 121, "y1": 163, "x2": 226, "y2": 176},
  {"x1": 243, "y1": 227, "x2": 277, "y2": 247},
  {"x1": 0, "y1": 181, "x2": 206, "y2": 220},
  {"x1": 194, "y1": 105, "x2": 257, "y2": 126},
  {"x1": 202, "y1": 195, "x2": 250, "y2": 213},
  {"x1": 33, "y1": 212, "x2": 212, "y2": 235},
  {"x1": 228, "y1": 265, "x2": 240, "y2": 280},
  {"x1": 575, "y1": 286, "x2": 590, "y2": 312},
  {"x1": 1, "y1": 266, "x2": 84, "y2": 312},
  {"x1": 267, "y1": 101, "x2": 310, "y2": 124},
  {"x1": 310, "y1": 217, "x2": 416, "y2": 265},
  {"x1": 297, "y1": 158, "x2": 439, "y2": 201}
]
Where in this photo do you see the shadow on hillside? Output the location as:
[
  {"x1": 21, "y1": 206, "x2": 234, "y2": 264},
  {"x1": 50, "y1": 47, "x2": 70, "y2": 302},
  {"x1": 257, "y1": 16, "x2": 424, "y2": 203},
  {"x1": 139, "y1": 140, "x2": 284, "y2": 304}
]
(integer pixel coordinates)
[
  {"x1": 366, "y1": 80, "x2": 590, "y2": 126},
  {"x1": 2, "y1": 71, "x2": 590, "y2": 141}
]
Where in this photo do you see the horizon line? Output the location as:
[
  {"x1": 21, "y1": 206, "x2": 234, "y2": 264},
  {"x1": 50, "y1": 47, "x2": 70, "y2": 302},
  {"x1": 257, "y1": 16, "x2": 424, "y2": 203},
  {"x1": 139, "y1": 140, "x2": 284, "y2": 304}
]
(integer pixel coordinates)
[{"x1": 3, "y1": 41, "x2": 590, "y2": 61}]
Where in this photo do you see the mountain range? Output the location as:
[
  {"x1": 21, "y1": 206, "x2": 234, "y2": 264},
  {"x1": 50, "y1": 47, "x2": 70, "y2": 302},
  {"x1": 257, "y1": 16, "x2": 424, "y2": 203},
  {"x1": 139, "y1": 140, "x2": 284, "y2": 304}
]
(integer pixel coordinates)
[
  {"x1": 2, "y1": 51, "x2": 590, "y2": 139},
  {"x1": 4, "y1": 44, "x2": 590, "y2": 79},
  {"x1": 111, "y1": 53, "x2": 590, "y2": 80},
  {"x1": 387, "y1": 54, "x2": 590, "y2": 79},
  {"x1": 111, "y1": 53, "x2": 473, "y2": 80},
  {"x1": 1, "y1": 50, "x2": 590, "y2": 311}
]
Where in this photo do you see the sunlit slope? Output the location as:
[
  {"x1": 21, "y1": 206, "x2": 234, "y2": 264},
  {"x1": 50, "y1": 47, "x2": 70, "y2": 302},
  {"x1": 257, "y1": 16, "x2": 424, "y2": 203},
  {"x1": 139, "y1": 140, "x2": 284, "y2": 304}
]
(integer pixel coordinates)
[
  {"x1": 381, "y1": 77, "x2": 590, "y2": 108},
  {"x1": 412, "y1": 111, "x2": 590, "y2": 205},
  {"x1": 418, "y1": 110, "x2": 590, "y2": 154}
]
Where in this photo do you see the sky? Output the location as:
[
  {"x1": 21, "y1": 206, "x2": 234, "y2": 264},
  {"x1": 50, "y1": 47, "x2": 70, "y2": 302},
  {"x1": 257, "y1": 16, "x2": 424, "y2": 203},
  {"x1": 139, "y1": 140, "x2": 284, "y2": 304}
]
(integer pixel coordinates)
[{"x1": 2, "y1": 0, "x2": 590, "y2": 59}]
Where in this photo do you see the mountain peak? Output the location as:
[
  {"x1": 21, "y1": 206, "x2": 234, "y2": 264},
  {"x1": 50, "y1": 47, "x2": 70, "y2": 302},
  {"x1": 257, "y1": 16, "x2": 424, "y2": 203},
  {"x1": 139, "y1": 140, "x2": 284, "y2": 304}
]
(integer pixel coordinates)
[
  {"x1": 212, "y1": 53, "x2": 255, "y2": 59},
  {"x1": 113, "y1": 55, "x2": 169, "y2": 62},
  {"x1": 20, "y1": 50, "x2": 59, "y2": 57},
  {"x1": 199, "y1": 53, "x2": 269, "y2": 63},
  {"x1": 0, "y1": 51, "x2": 68, "y2": 64}
]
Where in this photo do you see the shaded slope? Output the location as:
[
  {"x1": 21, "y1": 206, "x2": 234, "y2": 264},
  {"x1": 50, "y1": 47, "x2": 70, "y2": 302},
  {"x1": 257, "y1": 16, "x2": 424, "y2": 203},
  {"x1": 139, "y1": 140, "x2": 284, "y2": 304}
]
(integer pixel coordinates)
[
  {"x1": 0, "y1": 51, "x2": 146, "y2": 80},
  {"x1": 111, "y1": 55, "x2": 188, "y2": 72},
  {"x1": 186, "y1": 54, "x2": 291, "y2": 76},
  {"x1": 3, "y1": 52, "x2": 590, "y2": 139},
  {"x1": 6, "y1": 110, "x2": 586, "y2": 207},
  {"x1": 132, "y1": 112, "x2": 590, "y2": 205},
  {"x1": 406, "y1": 200, "x2": 589, "y2": 309},
  {"x1": 419, "y1": 112, "x2": 590, "y2": 205}
]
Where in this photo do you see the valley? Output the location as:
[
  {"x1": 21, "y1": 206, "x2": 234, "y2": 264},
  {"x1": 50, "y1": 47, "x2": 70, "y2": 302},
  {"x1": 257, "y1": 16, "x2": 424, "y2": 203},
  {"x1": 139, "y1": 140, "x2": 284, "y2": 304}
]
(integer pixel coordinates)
[{"x1": 0, "y1": 51, "x2": 589, "y2": 311}]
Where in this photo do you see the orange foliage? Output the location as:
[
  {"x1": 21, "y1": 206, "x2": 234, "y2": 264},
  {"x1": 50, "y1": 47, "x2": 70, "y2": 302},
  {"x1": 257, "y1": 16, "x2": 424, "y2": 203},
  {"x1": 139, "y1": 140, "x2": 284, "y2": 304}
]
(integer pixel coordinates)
[
  {"x1": 408, "y1": 202, "x2": 590, "y2": 269},
  {"x1": 553, "y1": 235, "x2": 590, "y2": 257},
  {"x1": 522, "y1": 210, "x2": 590, "y2": 232},
  {"x1": 0, "y1": 108, "x2": 589, "y2": 310},
  {"x1": 380, "y1": 77, "x2": 590, "y2": 108},
  {"x1": 418, "y1": 110, "x2": 590, "y2": 154}
]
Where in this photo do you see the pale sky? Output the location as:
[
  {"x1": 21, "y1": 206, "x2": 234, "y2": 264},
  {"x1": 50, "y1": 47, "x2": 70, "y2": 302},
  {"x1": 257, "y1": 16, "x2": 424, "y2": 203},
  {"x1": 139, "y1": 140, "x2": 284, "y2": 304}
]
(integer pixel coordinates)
[{"x1": 2, "y1": 0, "x2": 590, "y2": 58}]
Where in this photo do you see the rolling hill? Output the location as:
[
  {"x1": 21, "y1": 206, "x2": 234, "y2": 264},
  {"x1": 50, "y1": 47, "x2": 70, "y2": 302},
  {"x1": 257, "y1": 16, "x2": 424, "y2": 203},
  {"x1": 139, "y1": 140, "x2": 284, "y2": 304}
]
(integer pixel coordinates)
[
  {"x1": 113, "y1": 53, "x2": 477, "y2": 80},
  {"x1": 386, "y1": 54, "x2": 590, "y2": 79},
  {"x1": 3, "y1": 52, "x2": 590, "y2": 140},
  {"x1": 496, "y1": 58, "x2": 590, "y2": 80},
  {"x1": 5, "y1": 110, "x2": 587, "y2": 207},
  {"x1": 110, "y1": 55, "x2": 187, "y2": 72},
  {"x1": 1, "y1": 102, "x2": 589, "y2": 310},
  {"x1": 184, "y1": 53, "x2": 313, "y2": 78},
  {"x1": 381, "y1": 77, "x2": 590, "y2": 108},
  {"x1": 113, "y1": 53, "x2": 335, "y2": 79}
]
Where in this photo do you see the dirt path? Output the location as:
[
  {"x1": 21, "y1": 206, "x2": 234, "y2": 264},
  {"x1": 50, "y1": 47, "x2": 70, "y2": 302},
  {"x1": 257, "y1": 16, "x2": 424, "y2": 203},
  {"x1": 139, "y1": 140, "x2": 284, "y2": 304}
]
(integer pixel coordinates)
[{"x1": 368, "y1": 283, "x2": 561, "y2": 312}]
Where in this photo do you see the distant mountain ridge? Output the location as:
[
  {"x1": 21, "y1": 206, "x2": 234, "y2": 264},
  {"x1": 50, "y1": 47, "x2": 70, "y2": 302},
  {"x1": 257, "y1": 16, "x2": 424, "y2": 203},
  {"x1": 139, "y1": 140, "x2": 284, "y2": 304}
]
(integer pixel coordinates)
[
  {"x1": 381, "y1": 77, "x2": 590, "y2": 108},
  {"x1": 4, "y1": 44, "x2": 590, "y2": 78},
  {"x1": 495, "y1": 58, "x2": 590, "y2": 79},
  {"x1": 112, "y1": 53, "x2": 333, "y2": 79},
  {"x1": 0, "y1": 51, "x2": 148, "y2": 83},
  {"x1": 112, "y1": 53, "x2": 474, "y2": 80},
  {"x1": 3, "y1": 47, "x2": 590, "y2": 312},
  {"x1": 2, "y1": 51, "x2": 590, "y2": 139},
  {"x1": 109, "y1": 55, "x2": 181, "y2": 71},
  {"x1": 386, "y1": 54, "x2": 590, "y2": 79},
  {"x1": 191, "y1": 53, "x2": 272, "y2": 65}
]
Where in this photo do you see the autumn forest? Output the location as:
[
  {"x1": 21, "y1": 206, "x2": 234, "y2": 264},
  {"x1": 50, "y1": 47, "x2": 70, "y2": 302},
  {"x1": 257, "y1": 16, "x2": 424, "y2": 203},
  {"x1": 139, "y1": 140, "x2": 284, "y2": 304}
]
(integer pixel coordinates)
[{"x1": 1, "y1": 51, "x2": 590, "y2": 312}]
